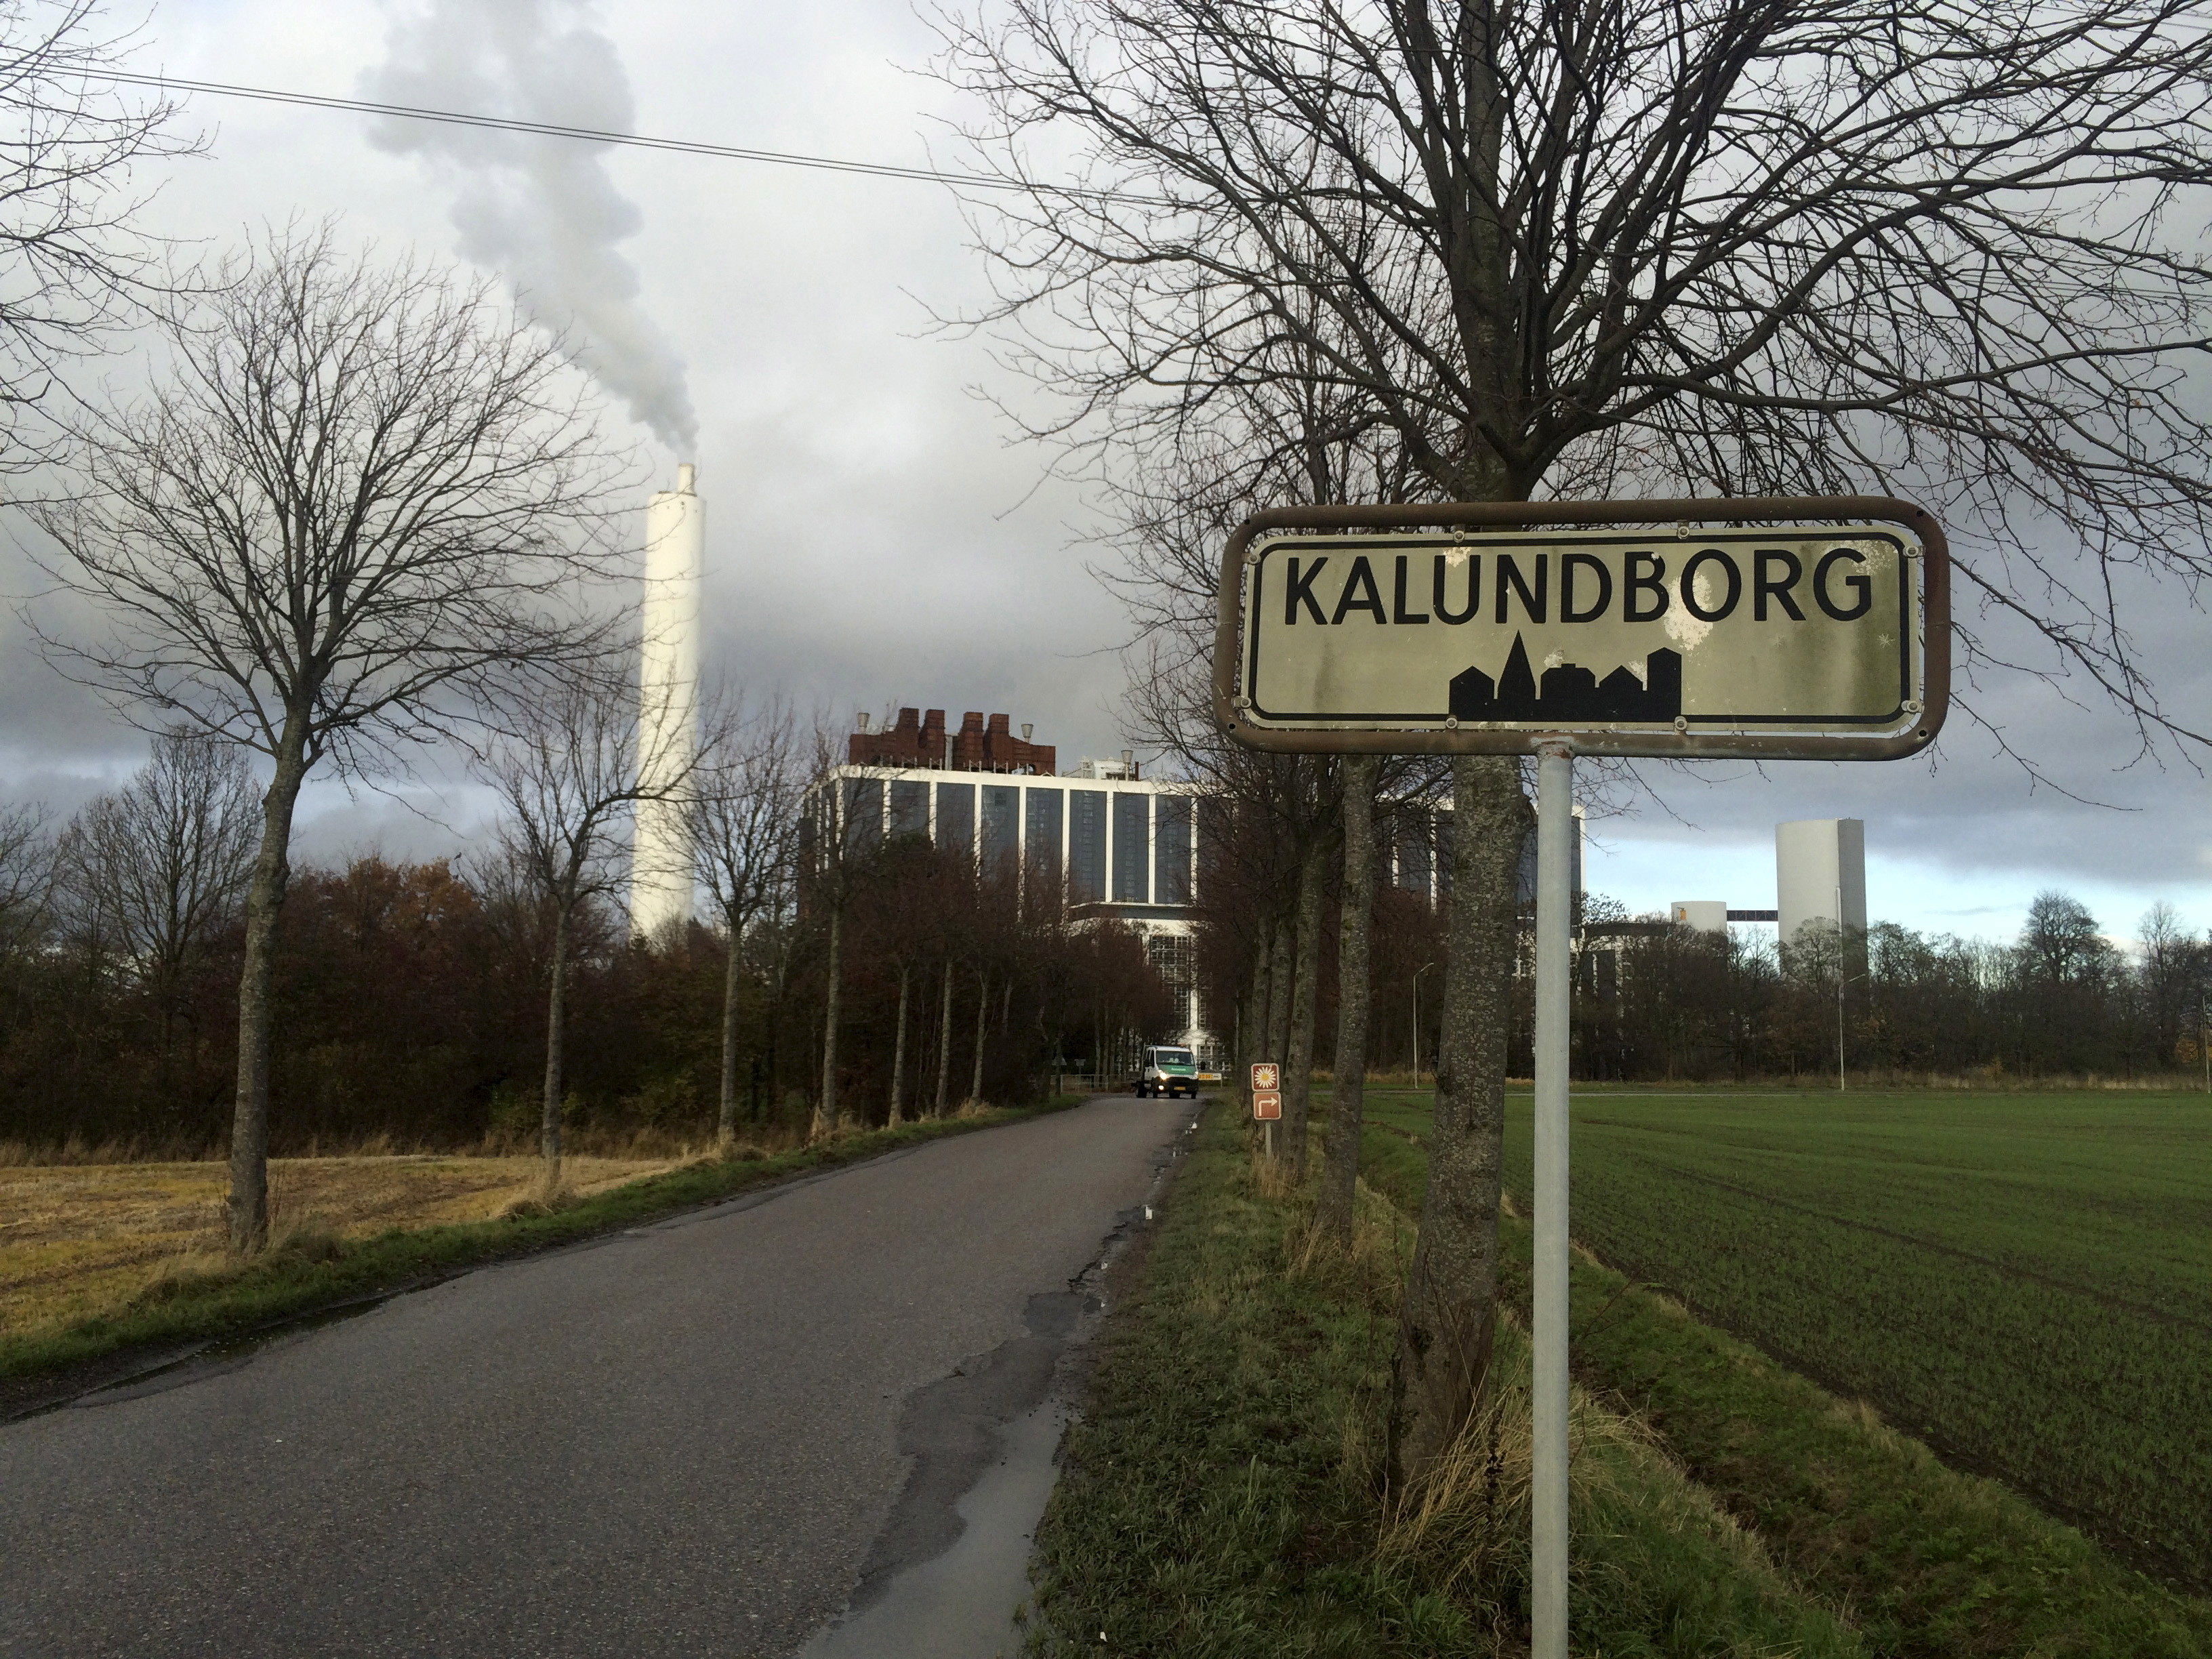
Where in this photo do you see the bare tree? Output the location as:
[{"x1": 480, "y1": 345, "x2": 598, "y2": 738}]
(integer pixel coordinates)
[
  {"x1": 0, "y1": 1, "x2": 199, "y2": 466},
  {"x1": 943, "y1": 0, "x2": 2212, "y2": 758},
  {"x1": 32, "y1": 224, "x2": 628, "y2": 1250},
  {"x1": 941, "y1": 0, "x2": 2212, "y2": 1483},
  {"x1": 2139, "y1": 901, "x2": 2196, "y2": 1066},
  {"x1": 0, "y1": 801, "x2": 53, "y2": 958},
  {"x1": 481, "y1": 672, "x2": 692, "y2": 1181},
  {"x1": 691, "y1": 688, "x2": 803, "y2": 1147},
  {"x1": 60, "y1": 732, "x2": 256, "y2": 1086}
]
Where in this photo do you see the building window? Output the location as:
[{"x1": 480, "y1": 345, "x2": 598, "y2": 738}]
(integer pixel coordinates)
[
  {"x1": 936, "y1": 782, "x2": 975, "y2": 859},
  {"x1": 1112, "y1": 792, "x2": 1149, "y2": 903},
  {"x1": 843, "y1": 778, "x2": 882, "y2": 855},
  {"x1": 1069, "y1": 789, "x2": 1107, "y2": 903},
  {"x1": 1026, "y1": 787, "x2": 1065, "y2": 895},
  {"x1": 1145, "y1": 930, "x2": 1193, "y2": 989},
  {"x1": 1147, "y1": 930, "x2": 1198, "y2": 1040},
  {"x1": 890, "y1": 779, "x2": 928, "y2": 840},
  {"x1": 1397, "y1": 810, "x2": 1433, "y2": 897},
  {"x1": 1197, "y1": 796, "x2": 1230, "y2": 895},
  {"x1": 983, "y1": 785, "x2": 1019, "y2": 876},
  {"x1": 1155, "y1": 795, "x2": 1192, "y2": 905}
]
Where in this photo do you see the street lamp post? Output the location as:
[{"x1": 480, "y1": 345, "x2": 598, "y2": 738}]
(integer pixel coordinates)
[
  {"x1": 1836, "y1": 958, "x2": 1870, "y2": 1091},
  {"x1": 1412, "y1": 961, "x2": 1436, "y2": 1087}
]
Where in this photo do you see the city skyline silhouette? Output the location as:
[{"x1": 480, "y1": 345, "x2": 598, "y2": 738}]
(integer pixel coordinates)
[{"x1": 1448, "y1": 633, "x2": 1683, "y2": 721}]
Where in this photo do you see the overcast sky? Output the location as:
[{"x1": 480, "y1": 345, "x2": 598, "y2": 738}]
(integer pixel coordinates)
[{"x1": 2, "y1": 0, "x2": 2207, "y2": 945}]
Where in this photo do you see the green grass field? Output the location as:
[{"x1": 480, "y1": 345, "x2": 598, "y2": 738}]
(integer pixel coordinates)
[{"x1": 1359, "y1": 1084, "x2": 2212, "y2": 1593}]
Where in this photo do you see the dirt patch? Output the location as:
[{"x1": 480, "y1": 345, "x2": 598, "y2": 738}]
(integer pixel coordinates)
[{"x1": 0, "y1": 1154, "x2": 677, "y2": 1338}]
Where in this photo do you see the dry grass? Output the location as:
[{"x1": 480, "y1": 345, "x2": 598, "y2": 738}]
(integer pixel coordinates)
[
  {"x1": 1247, "y1": 1142, "x2": 1299, "y2": 1202},
  {"x1": 1374, "y1": 1313, "x2": 1825, "y2": 1653},
  {"x1": 0, "y1": 1150, "x2": 689, "y2": 1339},
  {"x1": 1374, "y1": 1315, "x2": 1648, "y2": 1599}
]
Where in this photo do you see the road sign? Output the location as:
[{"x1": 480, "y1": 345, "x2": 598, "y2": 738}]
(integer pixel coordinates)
[
  {"x1": 1249, "y1": 1063, "x2": 1279, "y2": 1091},
  {"x1": 1252, "y1": 1090, "x2": 1282, "y2": 1121},
  {"x1": 1214, "y1": 496, "x2": 1948, "y2": 1659},
  {"x1": 1214, "y1": 497, "x2": 1947, "y2": 760}
]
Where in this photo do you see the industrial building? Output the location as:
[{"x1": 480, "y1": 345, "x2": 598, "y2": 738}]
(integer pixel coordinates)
[
  {"x1": 829, "y1": 714, "x2": 1214, "y2": 1064},
  {"x1": 826, "y1": 709, "x2": 1586, "y2": 1071},
  {"x1": 1668, "y1": 817, "x2": 1866, "y2": 941}
]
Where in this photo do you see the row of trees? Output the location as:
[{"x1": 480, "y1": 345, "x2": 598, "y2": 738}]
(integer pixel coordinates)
[
  {"x1": 1574, "y1": 894, "x2": 2212, "y2": 1084},
  {"x1": 0, "y1": 732, "x2": 1176, "y2": 1158}
]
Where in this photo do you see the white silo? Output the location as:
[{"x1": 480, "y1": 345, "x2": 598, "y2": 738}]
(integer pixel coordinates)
[
  {"x1": 632, "y1": 462, "x2": 703, "y2": 939},
  {"x1": 1776, "y1": 819, "x2": 1866, "y2": 943}
]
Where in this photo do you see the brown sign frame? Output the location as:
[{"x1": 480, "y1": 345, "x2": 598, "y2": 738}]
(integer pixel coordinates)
[{"x1": 1212, "y1": 496, "x2": 1948, "y2": 760}]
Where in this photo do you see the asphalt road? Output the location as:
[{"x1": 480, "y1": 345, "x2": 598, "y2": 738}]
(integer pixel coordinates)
[{"x1": 0, "y1": 1097, "x2": 1193, "y2": 1658}]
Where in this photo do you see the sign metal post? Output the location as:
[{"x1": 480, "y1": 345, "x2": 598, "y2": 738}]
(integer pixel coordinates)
[
  {"x1": 1530, "y1": 738, "x2": 1574, "y2": 1655},
  {"x1": 1212, "y1": 497, "x2": 1948, "y2": 1659}
]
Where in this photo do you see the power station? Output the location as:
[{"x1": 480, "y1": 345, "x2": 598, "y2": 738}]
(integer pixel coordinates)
[
  {"x1": 1671, "y1": 817, "x2": 1866, "y2": 941},
  {"x1": 631, "y1": 463, "x2": 704, "y2": 940}
]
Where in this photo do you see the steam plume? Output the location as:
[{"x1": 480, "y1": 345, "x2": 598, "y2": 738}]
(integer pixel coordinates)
[{"x1": 363, "y1": 0, "x2": 699, "y2": 451}]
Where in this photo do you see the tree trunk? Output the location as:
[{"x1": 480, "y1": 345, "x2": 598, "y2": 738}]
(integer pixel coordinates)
[
  {"x1": 889, "y1": 963, "x2": 911, "y2": 1126},
  {"x1": 225, "y1": 722, "x2": 310, "y2": 1254},
  {"x1": 764, "y1": 926, "x2": 789, "y2": 1124},
  {"x1": 540, "y1": 898, "x2": 573, "y2": 1182},
  {"x1": 1390, "y1": 755, "x2": 1531, "y2": 1491},
  {"x1": 1263, "y1": 915, "x2": 1290, "y2": 1070},
  {"x1": 813, "y1": 902, "x2": 842, "y2": 1139},
  {"x1": 1282, "y1": 835, "x2": 1330, "y2": 1177},
  {"x1": 156, "y1": 984, "x2": 176, "y2": 1105},
  {"x1": 970, "y1": 966, "x2": 989, "y2": 1104},
  {"x1": 934, "y1": 961, "x2": 954, "y2": 1115},
  {"x1": 1316, "y1": 755, "x2": 1378, "y2": 1242},
  {"x1": 1237, "y1": 958, "x2": 1263, "y2": 1107},
  {"x1": 718, "y1": 910, "x2": 743, "y2": 1147}
]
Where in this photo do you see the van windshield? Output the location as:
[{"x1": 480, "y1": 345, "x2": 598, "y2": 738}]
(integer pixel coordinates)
[{"x1": 1155, "y1": 1049, "x2": 1194, "y2": 1067}]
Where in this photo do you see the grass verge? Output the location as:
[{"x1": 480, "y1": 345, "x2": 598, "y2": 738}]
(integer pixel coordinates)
[
  {"x1": 1, "y1": 1098, "x2": 1082, "y2": 1408},
  {"x1": 1355, "y1": 1111, "x2": 2212, "y2": 1658},
  {"x1": 1025, "y1": 1104, "x2": 1863, "y2": 1656}
]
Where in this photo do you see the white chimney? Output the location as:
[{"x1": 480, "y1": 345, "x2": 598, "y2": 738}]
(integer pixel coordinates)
[{"x1": 633, "y1": 463, "x2": 704, "y2": 940}]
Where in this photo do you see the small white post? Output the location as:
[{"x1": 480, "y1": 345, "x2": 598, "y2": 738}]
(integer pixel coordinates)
[{"x1": 1532, "y1": 739, "x2": 1575, "y2": 1659}]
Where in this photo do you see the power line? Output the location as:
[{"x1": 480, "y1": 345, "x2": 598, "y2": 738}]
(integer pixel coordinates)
[{"x1": 81, "y1": 68, "x2": 1149, "y2": 205}]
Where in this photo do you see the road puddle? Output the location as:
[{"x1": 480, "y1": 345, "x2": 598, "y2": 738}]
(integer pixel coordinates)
[
  {"x1": 800, "y1": 1397, "x2": 1063, "y2": 1659},
  {"x1": 801, "y1": 1101, "x2": 1201, "y2": 1658}
]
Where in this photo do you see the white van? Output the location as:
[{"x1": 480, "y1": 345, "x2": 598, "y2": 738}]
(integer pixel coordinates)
[{"x1": 1134, "y1": 1046, "x2": 1200, "y2": 1099}]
